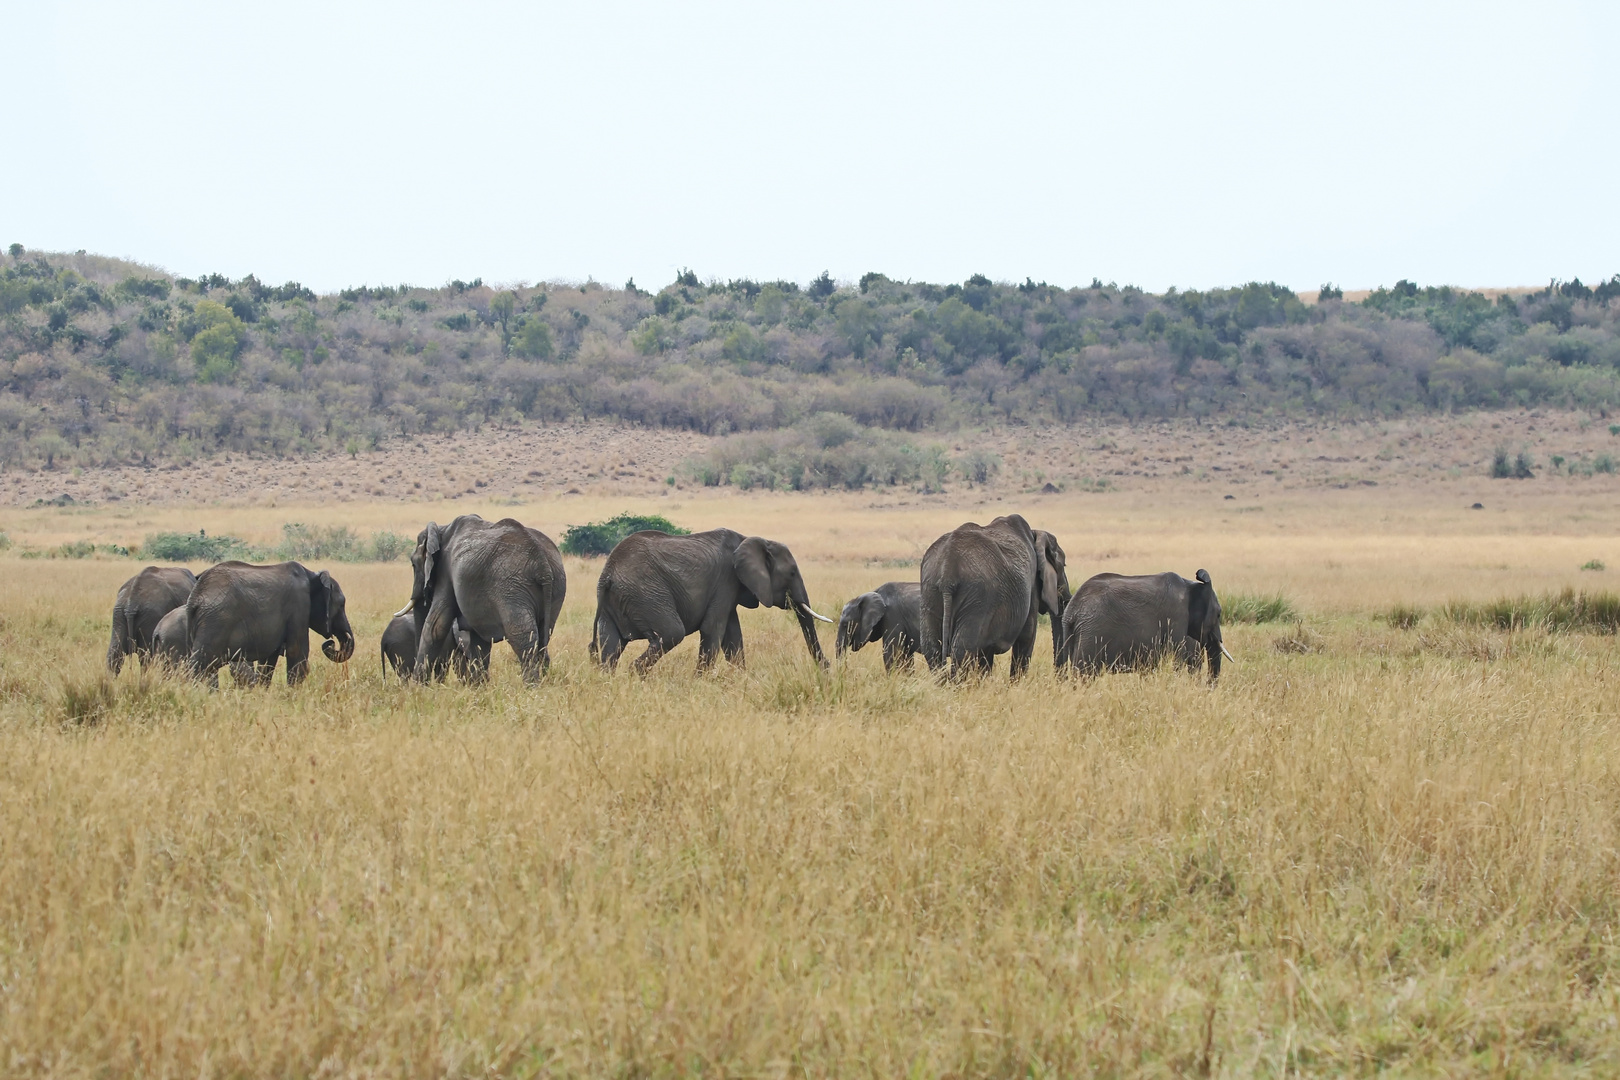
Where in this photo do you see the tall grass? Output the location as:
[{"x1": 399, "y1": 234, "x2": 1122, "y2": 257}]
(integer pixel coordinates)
[
  {"x1": 1441, "y1": 586, "x2": 1620, "y2": 632},
  {"x1": 1220, "y1": 591, "x2": 1297, "y2": 623},
  {"x1": 2, "y1": 556, "x2": 1620, "y2": 1073}
]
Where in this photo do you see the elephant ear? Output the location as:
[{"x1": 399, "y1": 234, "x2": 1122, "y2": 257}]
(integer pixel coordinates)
[
  {"x1": 420, "y1": 523, "x2": 443, "y2": 593},
  {"x1": 857, "y1": 593, "x2": 886, "y2": 646},
  {"x1": 312, "y1": 569, "x2": 335, "y2": 637},
  {"x1": 1188, "y1": 569, "x2": 1219, "y2": 640},
  {"x1": 733, "y1": 536, "x2": 775, "y2": 609},
  {"x1": 1035, "y1": 531, "x2": 1068, "y2": 617}
]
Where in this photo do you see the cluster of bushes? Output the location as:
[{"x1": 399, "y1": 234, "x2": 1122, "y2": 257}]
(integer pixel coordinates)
[
  {"x1": 1385, "y1": 588, "x2": 1620, "y2": 633},
  {"x1": 4, "y1": 244, "x2": 1620, "y2": 471},
  {"x1": 681, "y1": 413, "x2": 1002, "y2": 492},
  {"x1": 559, "y1": 513, "x2": 689, "y2": 556},
  {"x1": 139, "y1": 524, "x2": 411, "y2": 563}
]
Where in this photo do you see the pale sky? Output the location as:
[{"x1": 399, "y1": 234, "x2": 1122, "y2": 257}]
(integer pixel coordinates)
[{"x1": 6, "y1": 0, "x2": 1616, "y2": 294}]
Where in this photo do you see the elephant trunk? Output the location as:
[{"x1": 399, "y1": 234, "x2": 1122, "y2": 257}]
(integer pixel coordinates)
[
  {"x1": 323, "y1": 612, "x2": 356, "y2": 664},
  {"x1": 791, "y1": 579, "x2": 829, "y2": 669},
  {"x1": 834, "y1": 611, "x2": 855, "y2": 658}
]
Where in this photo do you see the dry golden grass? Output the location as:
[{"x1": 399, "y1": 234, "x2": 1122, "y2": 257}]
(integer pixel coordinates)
[{"x1": 3, "y1": 485, "x2": 1620, "y2": 1075}]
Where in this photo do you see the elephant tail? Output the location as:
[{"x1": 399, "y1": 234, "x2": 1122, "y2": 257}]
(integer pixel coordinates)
[{"x1": 940, "y1": 581, "x2": 957, "y2": 664}]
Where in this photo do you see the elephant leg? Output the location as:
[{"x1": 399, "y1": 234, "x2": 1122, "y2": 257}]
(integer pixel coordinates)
[
  {"x1": 594, "y1": 613, "x2": 626, "y2": 672},
  {"x1": 882, "y1": 630, "x2": 916, "y2": 673},
  {"x1": 719, "y1": 609, "x2": 744, "y2": 668},
  {"x1": 1008, "y1": 606, "x2": 1039, "y2": 680},
  {"x1": 631, "y1": 635, "x2": 669, "y2": 675},
  {"x1": 458, "y1": 633, "x2": 494, "y2": 684},
  {"x1": 508, "y1": 625, "x2": 543, "y2": 686},
  {"x1": 416, "y1": 602, "x2": 458, "y2": 683},
  {"x1": 285, "y1": 625, "x2": 312, "y2": 686}
]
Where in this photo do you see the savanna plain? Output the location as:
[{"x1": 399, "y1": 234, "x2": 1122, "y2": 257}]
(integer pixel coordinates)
[{"x1": 6, "y1": 422, "x2": 1620, "y2": 1077}]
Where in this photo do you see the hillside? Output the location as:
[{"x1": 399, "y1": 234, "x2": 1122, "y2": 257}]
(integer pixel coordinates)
[{"x1": 3, "y1": 246, "x2": 1618, "y2": 487}]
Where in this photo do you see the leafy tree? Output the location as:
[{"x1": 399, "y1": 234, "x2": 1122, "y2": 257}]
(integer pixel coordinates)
[
  {"x1": 722, "y1": 324, "x2": 767, "y2": 366},
  {"x1": 514, "y1": 317, "x2": 555, "y2": 360},
  {"x1": 630, "y1": 317, "x2": 672, "y2": 355},
  {"x1": 490, "y1": 290, "x2": 517, "y2": 354},
  {"x1": 188, "y1": 299, "x2": 247, "y2": 382},
  {"x1": 809, "y1": 271, "x2": 836, "y2": 300}
]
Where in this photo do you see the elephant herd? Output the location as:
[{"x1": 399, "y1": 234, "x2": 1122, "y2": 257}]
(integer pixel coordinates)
[{"x1": 106, "y1": 512, "x2": 1229, "y2": 687}]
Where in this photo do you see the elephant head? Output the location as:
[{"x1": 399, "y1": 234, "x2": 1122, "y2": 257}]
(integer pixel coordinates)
[
  {"x1": 311, "y1": 569, "x2": 356, "y2": 663},
  {"x1": 836, "y1": 592, "x2": 886, "y2": 657},
  {"x1": 1034, "y1": 529, "x2": 1071, "y2": 662},
  {"x1": 1188, "y1": 568, "x2": 1225, "y2": 679},
  {"x1": 733, "y1": 536, "x2": 830, "y2": 667}
]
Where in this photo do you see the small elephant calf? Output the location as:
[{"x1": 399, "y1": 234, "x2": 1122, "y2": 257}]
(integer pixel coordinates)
[
  {"x1": 836, "y1": 581, "x2": 923, "y2": 671},
  {"x1": 381, "y1": 609, "x2": 479, "y2": 682}
]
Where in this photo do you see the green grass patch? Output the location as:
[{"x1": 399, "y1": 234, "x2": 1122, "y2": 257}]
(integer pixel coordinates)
[
  {"x1": 1442, "y1": 587, "x2": 1620, "y2": 633},
  {"x1": 140, "y1": 525, "x2": 412, "y2": 564},
  {"x1": 1222, "y1": 592, "x2": 1298, "y2": 624}
]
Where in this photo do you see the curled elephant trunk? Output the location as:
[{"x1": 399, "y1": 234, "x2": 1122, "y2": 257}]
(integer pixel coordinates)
[{"x1": 323, "y1": 615, "x2": 356, "y2": 664}]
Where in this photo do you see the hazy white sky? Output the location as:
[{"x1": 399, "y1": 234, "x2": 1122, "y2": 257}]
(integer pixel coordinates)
[{"x1": 6, "y1": 0, "x2": 1616, "y2": 293}]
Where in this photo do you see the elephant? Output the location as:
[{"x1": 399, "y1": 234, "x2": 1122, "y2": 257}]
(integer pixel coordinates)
[
  {"x1": 151, "y1": 605, "x2": 191, "y2": 669},
  {"x1": 919, "y1": 515, "x2": 1069, "y2": 679},
  {"x1": 106, "y1": 566, "x2": 196, "y2": 673},
  {"x1": 381, "y1": 608, "x2": 474, "y2": 682},
  {"x1": 185, "y1": 561, "x2": 356, "y2": 687},
  {"x1": 835, "y1": 581, "x2": 922, "y2": 671},
  {"x1": 1059, "y1": 569, "x2": 1230, "y2": 680},
  {"x1": 410, "y1": 516, "x2": 566, "y2": 685},
  {"x1": 155, "y1": 606, "x2": 278, "y2": 684},
  {"x1": 591, "y1": 528, "x2": 832, "y2": 673}
]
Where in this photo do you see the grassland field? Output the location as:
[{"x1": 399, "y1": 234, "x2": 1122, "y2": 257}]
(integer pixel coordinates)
[{"x1": 5, "y1": 419, "x2": 1620, "y2": 1075}]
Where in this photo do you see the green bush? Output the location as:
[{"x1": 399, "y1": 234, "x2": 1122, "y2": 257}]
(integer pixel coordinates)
[
  {"x1": 1222, "y1": 593, "x2": 1298, "y2": 624},
  {"x1": 141, "y1": 530, "x2": 251, "y2": 562},
  {"x1": 560, "y1": 513, "x2": 689, "y2": 557},
  {"x1": 1442, "y1": 588, "x2": 1620, "y2": 633},
  {"x1": 276, "y1": 523, "x2": 412, "y2": 562}
]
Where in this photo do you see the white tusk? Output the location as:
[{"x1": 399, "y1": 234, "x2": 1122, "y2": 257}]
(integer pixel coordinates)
[
  {"x1": 1220, "y1": 643, "x2": 1235, "y2": 662},
  {"x1": 798, "y1": 602, "x2": 834, "y2": 624},
  {"x1": 392, "y1": 603, "x2": 414, "y2": 618}
]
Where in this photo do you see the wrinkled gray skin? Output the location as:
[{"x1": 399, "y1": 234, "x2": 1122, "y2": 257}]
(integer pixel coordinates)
[
  {"x1": 919, "y1": 516, "x2": 1069, "y2": 679},
  {"x1": 836, "y1": 581, "x2": 922, "y2": 672},
  {"x1": 381, "y1": 610, "x2": 473, "y2": 682},
  {"x1": 155, "y1": 607, "x2": 272, "y2": 684},
  {"x1": 106, "y1": 566, "x2": 196, "y2": 673},
  {"x1": 411, "y1": 516, "x2": 565, "y2": 685},
  {"x1": 185, "y1": 561, "x2": 356, "y2": 687},
  {"x1": 592, "y1": 528, "x2": 829, "y2": 674},
  {"x1": 1060, "y1": 569, "x2": 1224, "y2": 680}
]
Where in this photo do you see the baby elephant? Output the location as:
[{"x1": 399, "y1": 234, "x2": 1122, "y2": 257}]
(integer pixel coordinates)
[
  {"x1": 836, "y1": 581, "x2": 922, "y2": 671},
  {"x1": 152, "y1": 607, "x2": 277, "y2": 685},
  {"x1": 1061, "y1": 569, "x2": 1231, "y2": 680},
  {"x1": 381, "y1": 608, "x2": 477, "y2": 682}
]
